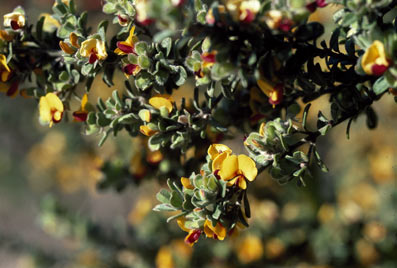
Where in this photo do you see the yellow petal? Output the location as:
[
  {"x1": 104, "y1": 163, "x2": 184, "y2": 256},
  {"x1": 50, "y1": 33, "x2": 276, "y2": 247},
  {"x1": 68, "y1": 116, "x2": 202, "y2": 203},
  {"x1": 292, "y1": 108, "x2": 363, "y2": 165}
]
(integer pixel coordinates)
[
  {"x1": 181, "y1": 177, "x2": 194, "y2": 190},
  {"x1": 238, "y1": 177, "x2": 247, "y2": 190},
  {"x1": 361, "y1": 40, "x2": 389, "y2": 75},
  {"x1": 208, "y1": 143, "x2": 232, "y2": 160},
  {"x1": 177, "y1": 217, "x2": 191, "y2": 233},
  {"x1": 0, "y1": 54, "x2": 11, "y2": 73},
  {"x1": 139, "y1": 125, "x2": 157, "y2": 136},
  {"x1": 238, "y1": 154, "x2": 257, "y2": 182},
  {"x1": 259, "y1": 122, "x2": 266, "y2": 136},
  {"x1": 212, "y1": 151, "x2": 229, "y2": 172},
  {"x1": 219, "y1": 154, "x2": 238, "y2": 181},
  {"x1": 39, "y1": 96, "x2": 52, "y2": 123},
  {"x1": 126, "y1": 25, "x2": 136, "y2": 45},
  {"x1": 257, "y1": 79, "x2": 274, "y2": 97},
  {"x1": 59, "y1": 41, "x2": 75, "y2": 55},
  {"x1": 149, "y1": 96, "x2": 173, "y2": 113},
  {"x1": 81, "y1": 94, "x2": 88, "y2": 111},
  {"x1": 46, "y1": 92, "x2": 64, "y2": 112},
  {"x1": 70, "y1": 32, "x2": 80, "y2": 48},
  {"x1": 1, "y1": 70, "x2": 10, "y2": 82},
  {"x1": 204, "y1": 219, "x2": 226, "y2": 240}
]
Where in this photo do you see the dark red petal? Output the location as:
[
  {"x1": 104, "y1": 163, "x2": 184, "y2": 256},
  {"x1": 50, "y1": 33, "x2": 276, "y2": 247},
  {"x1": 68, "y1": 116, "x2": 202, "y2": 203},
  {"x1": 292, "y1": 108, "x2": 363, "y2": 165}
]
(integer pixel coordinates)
[
  {"x1": 89, "y1": 52, "x2": 98, "y2": 64},
  {"x1": 306, "y1": 2, "x2": 317, "y2": 13},
  {"x1": 185, "y1": 229, "x2": 202, "y2": 245},
  {"x1": 123, "y1": 64, "x2": 138, "y2": 75},
  {"x1": 6, "y1": 81, "x2": 18, "y2": 97},
  {"x1": 316, "y1": 0, "x2": 328, "y2": 7},
  {"x1": 117, "y1": 42, "x2": 135, "y2": 54},
  {"x1": 241, "y1": 9, "x2": 255, "y2": 24},
  {"x1": 118, "y1": 14, "x2": 128, "y2": 24},
  {"x1": 201, "y1": 53, "x2": 216, "y2": 63},
  {"x1": 10, "y1": 20, "x2": 20, "y2": 30},
  {"x1": 138, "y1": 18, "x2": 154, "y2": 26},
  {"x1": 279, "y1": 19, "x2": 293, "y2": 32},
  {"x1": 73, "y1": 111, "x2": 88, "y2": 122},
  {"x1": 371, "y1": 64, "x2": 388, "y2": 76}
]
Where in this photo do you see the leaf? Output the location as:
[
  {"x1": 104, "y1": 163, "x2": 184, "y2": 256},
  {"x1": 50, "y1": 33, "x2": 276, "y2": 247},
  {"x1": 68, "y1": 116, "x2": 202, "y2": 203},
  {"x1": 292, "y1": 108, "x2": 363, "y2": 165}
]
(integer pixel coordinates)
[
  {"x1": 174, "y1": 66, "x2": 187, "y2": 86},
  {"x1": 166, "y1": 211, "x2": 189, "y2": 223},
  {"x1": 313, "y1": 147, "x2": 329, "y2": 172},
  {"x1": 161, "y1": 37, "x2": 172, "y2": 57},
  {"x1": 243, "y1": 191, "x2": 251, "y2": 218},
  {"x1": 372, "y1": 76, "x2": 389, "y2": 95},
  {"x1": 156, "y1": 189, "x2": 171, "y2": 204},
  {"x1": 170, "y1": 190, "x2": 184, "y2": 208},
  {"x1": 302, "y1": 103, "x2": 311, "y2": 131},
  {"x1": 153, "y1": 203, "x2": 177, "y2": 212},
  {"x1": 330, "y1": 28, "x2": 340, "y2": 52},
  {"x1": 35, "y1": 16, "x2": 45, "y2": 40}
]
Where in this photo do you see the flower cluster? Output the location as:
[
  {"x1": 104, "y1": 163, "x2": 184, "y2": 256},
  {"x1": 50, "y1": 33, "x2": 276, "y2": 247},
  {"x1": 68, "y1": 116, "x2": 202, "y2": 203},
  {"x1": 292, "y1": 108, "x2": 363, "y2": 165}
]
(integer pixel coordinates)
[{"x1": 154, "y1": 143, "x2": 257, "y2": 246}]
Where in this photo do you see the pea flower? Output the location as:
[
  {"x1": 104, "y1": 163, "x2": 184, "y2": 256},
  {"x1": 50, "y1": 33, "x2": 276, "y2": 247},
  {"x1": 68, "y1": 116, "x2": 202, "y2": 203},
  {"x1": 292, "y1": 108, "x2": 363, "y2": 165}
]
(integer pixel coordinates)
[
  {"x1": 135, "y1": 0, "x2": 154, "y2": 26},
  {"x1": 208, "y1": 144, "x2": 232, "y2": 172},
  {"x1": 0, "y1": 54, "x2": 12, "y2": 82},
  {"x1": 257, "y1": 79, "x2": 283, "y2": 108},
  {"x1": 196, "y1": 51, "x2": 217, "y2": 78},
  {"x1": 39, "y1": 92, "x2": 64, "y2": 127},
  {"x1": 114, "y1": 26, "x2": 138, "y2": 55},
  {"x1": 181, "y1": 177, "x2": 194, "y2": 190},
  {"x1": 73, "y1": 94, "x2": 89, "y2": 122},
  {"x1": 177, "y1": 217, "x2": 202, "y2": 246},
  {"x1": 149, "y1": 95, "x2": 174, "y2": 113},
  {"x1": 203, "y1": 219, "x2": 227, "y2": 240},
  {"x1": 218, "y1": 153, "x2": 258, "y2": 190},
  {"x1": 139, "y1": 125, "x2": 157, "y2": 136},
  {"x1": 79, "y1": 38, "x2": 108, "y2": 64},
  {"x1": 4, "y1": 11, "x2": 25, "y2": 30},
  {"x1": 361, "y1": 40, "x2": 390, "y2": 76},
  {"x1": 123, "y1": 63, "x2": 141, "y2": 77},
  {"x1": 226, "y1": 0, "x2": 260, "y2": 23}
]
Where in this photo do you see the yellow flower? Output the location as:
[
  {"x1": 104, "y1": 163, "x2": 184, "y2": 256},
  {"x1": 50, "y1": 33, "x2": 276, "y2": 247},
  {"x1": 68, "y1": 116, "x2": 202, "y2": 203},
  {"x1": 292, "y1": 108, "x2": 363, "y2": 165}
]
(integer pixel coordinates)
[
  {"x1": 114, "y1": 26, "x2": 138, "y2": 55},
  {"x1": 40, "y1": 13, "x2": 60, "y2": 31},
  {"x1": 218, "y1": 154, "x2": 257, "y2": 189},
  {"x1": 257, "y1": 79, "x2": 283, "y2": 108},
  {"x1": 72, "y1": 94, "x2": 89, "y2": 122},
  {"x1": 206, "y1": 5, "x2": 226, "y2": 24},
  {"x1": 79, "y1": 38, "x2": 108, "y2": 64},
  {"x1": 181, "y1": 177, "x2": 194, "y2": 190},
  {"x1": 123, "y1": 63, "x2": 141, "y2": 78},
  {"x1": 208, "y1": 144, "x2": 232, "y2": 160},
  {"x1": 177, "y1": 217, "x2": 202, "y2": 246},
  {"x1": 39, "y1": 92, "x2": 64, "y2": 127},
  {"x1": 155, "y1": 246, "x2": 174, "y2": 268},
  {"x1": 4, "y1": 11, "x2": 25, "y2": 30},
  {"x1": 226, "y1": 0, "x2": 260, "y2": 23},
  {"x1": 59, "y1": 41, "x2": 75, "y2": 55},
  {"x1": 361, "y1": 40, "x2": 390, "y2": 76},
  {"x1": 0, "y1": 30, "x2": 14, "y2": 42},
  {"x1": 149, "y1": 95, "x2": 174, "y2": 113},
  {"x1": 140, "y1": 125, "x2": 157, "y2": 136},
  {"x1": 203, "y1": 219, "x2": 227, "y2": 240},
  {"x1": 236, "y1": 235, "x2": 264, "y2": 263},
  {"x1": 0, "y1": 54, "x2": 12, "y2": 82}
]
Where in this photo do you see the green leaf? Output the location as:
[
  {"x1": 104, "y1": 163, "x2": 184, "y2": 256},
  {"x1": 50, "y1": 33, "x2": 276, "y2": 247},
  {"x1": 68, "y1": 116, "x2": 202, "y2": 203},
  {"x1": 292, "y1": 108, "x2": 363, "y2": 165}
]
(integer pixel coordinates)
[
  {"x1": 372, "y1": 76, "x2": 389, "y2": 95},
  {"x1": 35, "y1": 16, "x2": 45, "y2": 40},
  {"x1": 161, "y1": 37, "x2": 172, "y2": 57},
  {"x1": 156, "y1": 189, "x2": 171, "y2": 204},
  {"x1": 170, "y1": 190, "x2": 184, "y2": 208},
  {"x1": 174, "y1": 66, "x2": 187, "y2": 86},
  {"x1": 103, "y1": 3, "x2": 117, "y2": 14},
  {"x1": 166, "y1": 211, "x2": 189, "y2": 223},
  {"x1": 153, "y1": 203, "x2": 177, "y2": 212}
]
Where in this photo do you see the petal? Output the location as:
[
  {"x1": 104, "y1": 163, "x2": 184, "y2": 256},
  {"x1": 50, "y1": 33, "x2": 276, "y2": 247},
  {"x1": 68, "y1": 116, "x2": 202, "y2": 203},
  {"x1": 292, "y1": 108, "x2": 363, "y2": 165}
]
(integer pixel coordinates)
[
  {"x1": 46, "y1": 92, "x2": 64, "y2": 112},
  {"x1": 257, "y1": 79, "x2": 274, "y2": 96},
  {"x1": 208, "y1": 144, "x2": 232, "y2": 160},
  {"x1": 177, "y1": 217, "x2": 191, "y2": 233},
  {"x1": 219, "y1": 155, "x2": 238, "y2": 181},
  {"x1": 126, "y1": 25, "x2": 136, "y2": 45},
  {"x1": 181, "y1": 177, "x2": 194, "y2": 190},
  {"x1": 238, "y1": 177, "x2": 247, "y2": 190},
  {"x1": 185, "y1": 229, "x2": 202, "y2": 246},
  {"x1": 0, "y1": 54, "x2": 11, "y2": 73},
  {"x1": 139, "y1": 125, "x2": 157, "y2": 136},
  {"x1": 212, "y1": 151, "x2": 229, "y2": 172},
  {"x1": 149, "y1": 96, "x2": 173, "y2": 113},
  {"x1": 238, "y1": 154, "x2": 257, "y2": 181},
  {"x1": 39, "y1": 96, "x2": 52, "y2": 123},
  {"x1": 81, "y1": 94, "x2": 88, "y2": 111}
]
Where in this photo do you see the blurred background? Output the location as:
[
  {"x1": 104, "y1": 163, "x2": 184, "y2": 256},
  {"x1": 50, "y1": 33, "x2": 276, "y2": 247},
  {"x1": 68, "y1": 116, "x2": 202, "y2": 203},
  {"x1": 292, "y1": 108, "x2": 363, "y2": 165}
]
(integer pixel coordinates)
[{"x1": 1, "y1": 1, "x2": 397, "y2": 267}]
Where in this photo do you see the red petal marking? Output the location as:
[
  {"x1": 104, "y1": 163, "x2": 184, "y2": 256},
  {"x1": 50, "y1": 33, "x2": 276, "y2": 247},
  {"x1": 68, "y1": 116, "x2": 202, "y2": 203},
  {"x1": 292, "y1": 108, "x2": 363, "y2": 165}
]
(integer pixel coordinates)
[
  {"x1": 89, "y1": 51, "x2": 98, "y2": 64},
  {"x1": 316, "y1": 0, "x2": 328, "y2": 7},
  {"x1": 117, "y1": 42, "x2": 135, "y2": 54},
  {"x1": 279, "y1": 19, "x2": 293, "y2": 32},
  {"x1": 118, "y1": 15, "x2": 128, "y2": 24},
  {"x1": 201, "y1": 53, "x2": 216, "y2": 63},
  {"x1": 6, "y1": 81, "x2": 18, "y2": 97},
  {"x1": 138, "y1": 18, "x2": 154, "y2": 26},
  {"x1": 185, "y1": 229, "x2": 202, "y2": 245},
  {"x1": 241, "y1": 9, "x2": 255, "y2": 24},
  {"x1": 73, "y1": 111, "x2": 88, "y2": 122},
  {"x1": 123, "y1": 64, "x2": 138, "y2": 75},
  {"x1": 371, "y1": 64, "x2": 388, "y2": 76},
  {"x1": 214, "y1": 170, "x2": 221, "y2": 180},
  {"x1": 10, "y1": 20, "x2": 20, "y2": 30},
  {"x1": 268, "y1": 84, "x2": 283, "y2": 106},
  {"x1": 306, "y1": 2, "x2": 317, "y2": 13},
  {"x1": 52, "y1": 111, "x2": 63, "y2": 123}
]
